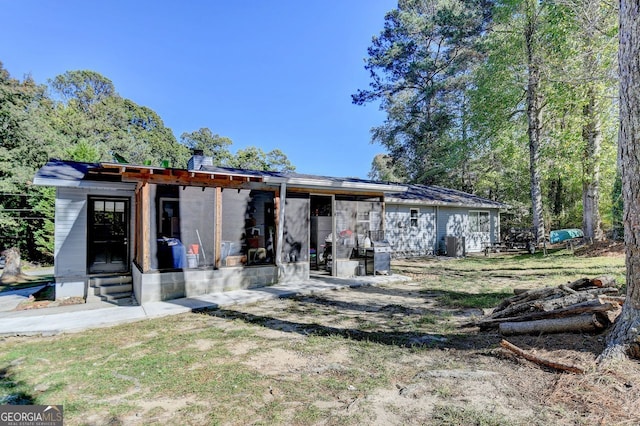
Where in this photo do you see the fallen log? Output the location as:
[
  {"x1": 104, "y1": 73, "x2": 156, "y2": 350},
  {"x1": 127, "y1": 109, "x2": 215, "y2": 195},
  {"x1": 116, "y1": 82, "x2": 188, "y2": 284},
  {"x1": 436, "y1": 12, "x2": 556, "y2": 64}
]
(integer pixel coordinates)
[
  {"x1": 499, "y1": 313, "x2": 606, "y2": 336},
  {"x1": 598, "y1": 295, "x2": 625, "y2": 305},
  {"x1": 591, "y1": 275, "x2": 616, "y2": 288},
  {"x1": 494, "y1": 287, "x2": 565, "y2": 312},
  {"x1": 495, "y1": 287, "x2": 619, "y2": 319},
  {"x1": 500, "y1": 339, "x2": 585, "y2": 374},
  {"x1": 492, "y1": 289, "x2": 567, "y2": 319},
  {"x1": 473, "y1": 300, "x2": 615, "y2": 329},
  {"x1": 534, "y1": 293, "x2": 597, "y2": 312},
  {"x1": 564, "y1": 277, "x2": 593, "y2": 290}
]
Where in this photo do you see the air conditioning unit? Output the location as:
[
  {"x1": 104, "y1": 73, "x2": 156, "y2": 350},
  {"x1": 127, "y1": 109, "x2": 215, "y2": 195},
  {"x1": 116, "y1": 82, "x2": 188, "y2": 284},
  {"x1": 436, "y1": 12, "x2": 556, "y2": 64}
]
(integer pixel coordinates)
[{"x1": 446, "y1": 236, "x2": 466, "y2": 257}]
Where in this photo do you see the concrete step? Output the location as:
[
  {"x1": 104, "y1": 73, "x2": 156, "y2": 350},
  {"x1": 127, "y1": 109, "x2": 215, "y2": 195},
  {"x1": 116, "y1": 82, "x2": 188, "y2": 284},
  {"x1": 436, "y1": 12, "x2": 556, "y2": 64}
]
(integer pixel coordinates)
[
  {"x1": 86, "y1": 294, "x2": 137, "y2": 306},
  {"x1": 102, "y1": 291, "x2": 134, "y2": 301},
  {"x1": 92, "y1": 282, "x2": 133, "y2": 296},
  {"x1": 89, "y1": 275, "x2": 133, "y2": 287},
  {"x1": 87, "y1": 274, "x2": 135, "y2": 306}
]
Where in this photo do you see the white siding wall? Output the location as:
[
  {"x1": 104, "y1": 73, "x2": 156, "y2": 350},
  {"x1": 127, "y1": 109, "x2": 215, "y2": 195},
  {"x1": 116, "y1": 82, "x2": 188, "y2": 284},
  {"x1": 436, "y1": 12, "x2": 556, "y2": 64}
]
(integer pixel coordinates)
[
  {"x1": 385, "y1": 205, "x2": 436, "y2": 257},
  {"x1": 491, "y1": 210, "x2": 500, "y2": 243},
  {"x1": 435, "y1": 207, "x2": 501, "y2": 254},
  {"x1": 436, "y1": 207, "x2": 466, "y2": 253}
]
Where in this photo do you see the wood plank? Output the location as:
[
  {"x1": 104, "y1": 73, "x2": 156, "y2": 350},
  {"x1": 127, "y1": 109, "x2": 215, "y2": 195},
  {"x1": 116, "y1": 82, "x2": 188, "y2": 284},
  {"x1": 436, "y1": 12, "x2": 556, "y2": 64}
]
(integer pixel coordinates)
[
  {"x1": 140, "y1": 182, "x2": 151, "y2": 272},
  {"x1": 215, "y1": 187, "x2": 222, "y2": 268}
]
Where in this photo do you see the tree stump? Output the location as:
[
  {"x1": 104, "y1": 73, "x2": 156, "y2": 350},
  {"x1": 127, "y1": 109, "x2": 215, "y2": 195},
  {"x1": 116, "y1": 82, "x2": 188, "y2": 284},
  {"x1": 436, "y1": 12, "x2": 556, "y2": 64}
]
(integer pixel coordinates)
[{"x1": 1, "y1": 247, "x2": 23, "y2": 284}]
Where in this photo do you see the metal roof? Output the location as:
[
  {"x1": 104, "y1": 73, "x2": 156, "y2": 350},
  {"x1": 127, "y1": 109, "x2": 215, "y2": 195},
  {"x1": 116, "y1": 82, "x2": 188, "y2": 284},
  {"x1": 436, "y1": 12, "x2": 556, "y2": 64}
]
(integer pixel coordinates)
[{"x1": 33, "y1": 159, "x2": 136, "y2": 191}]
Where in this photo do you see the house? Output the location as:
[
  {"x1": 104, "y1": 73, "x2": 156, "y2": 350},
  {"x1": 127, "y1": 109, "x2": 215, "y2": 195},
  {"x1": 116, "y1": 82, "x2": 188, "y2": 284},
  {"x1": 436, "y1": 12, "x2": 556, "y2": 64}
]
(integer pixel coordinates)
[
  {"x1": 384, "y1": 184, "x2": 506, "y2": 257},
  {"x1": 33, "y1": 155, "x2": 406, "y2": 304},
  {"x1": 33, "y1": 155, "x2": 505, "y2": 305}
]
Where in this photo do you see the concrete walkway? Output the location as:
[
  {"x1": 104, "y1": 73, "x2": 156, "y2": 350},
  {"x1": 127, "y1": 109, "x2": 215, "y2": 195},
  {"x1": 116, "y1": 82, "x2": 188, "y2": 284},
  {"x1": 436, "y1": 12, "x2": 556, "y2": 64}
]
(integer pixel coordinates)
[{"x1": 0, "y1": 274, "x2": 411, "y2": 336}]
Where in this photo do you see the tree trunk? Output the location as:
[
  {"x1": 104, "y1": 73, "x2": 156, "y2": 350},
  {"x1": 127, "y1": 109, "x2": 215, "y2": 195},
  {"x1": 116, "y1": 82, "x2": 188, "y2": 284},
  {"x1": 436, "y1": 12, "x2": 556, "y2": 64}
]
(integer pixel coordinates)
[
  {"x1": 525, "y1": 0, "x2": 545, "y2": 243},
  {"x1": 600, "y1": 0, "x2": 640, "y2": 362},
  {"x1": 582, "y1": 83, "x2": 604, "y2": 242},
  {"x1": 0, "y1": 247, "x2": 22, "y2": 283}
]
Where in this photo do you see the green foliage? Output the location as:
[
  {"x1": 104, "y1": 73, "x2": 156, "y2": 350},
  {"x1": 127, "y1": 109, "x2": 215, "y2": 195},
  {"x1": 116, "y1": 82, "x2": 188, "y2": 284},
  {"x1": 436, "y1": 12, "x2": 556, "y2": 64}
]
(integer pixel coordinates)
[
  {"x1": 230, "y1": 146, "x2": 295, "y2": 172},
  {"x1": 180, "y1": 127, "x2": 232, "y2": 165},
  {"x1": 359, "y1": 0, "x2": 619, "y2": 232},
  {"x1": 0, "y1": 63, "x2": 295, "y2": 263},
  {"x1": 368, "y1": 153, "x2": 406, "y2": 182},
  {"x1": 49, "y1": 70, "x2": 115, "y2": 113},
  {"x1": 353, "y1": 0, "x2": 493, "y2": 187}
]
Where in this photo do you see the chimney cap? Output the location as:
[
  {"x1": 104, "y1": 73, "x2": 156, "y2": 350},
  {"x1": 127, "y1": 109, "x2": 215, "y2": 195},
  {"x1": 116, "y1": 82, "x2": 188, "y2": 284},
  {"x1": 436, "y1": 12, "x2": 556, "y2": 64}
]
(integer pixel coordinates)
[{"x1": 192, "y1": 149, "x2": 204, "y2": 156}]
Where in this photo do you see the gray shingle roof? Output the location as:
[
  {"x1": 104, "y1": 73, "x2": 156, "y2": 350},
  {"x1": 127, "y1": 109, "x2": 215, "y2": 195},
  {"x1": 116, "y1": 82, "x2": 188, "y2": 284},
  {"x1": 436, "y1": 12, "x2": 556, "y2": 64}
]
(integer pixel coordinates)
[{"x1": 385, "y1": 184, "x2": 507, "y2": 209}]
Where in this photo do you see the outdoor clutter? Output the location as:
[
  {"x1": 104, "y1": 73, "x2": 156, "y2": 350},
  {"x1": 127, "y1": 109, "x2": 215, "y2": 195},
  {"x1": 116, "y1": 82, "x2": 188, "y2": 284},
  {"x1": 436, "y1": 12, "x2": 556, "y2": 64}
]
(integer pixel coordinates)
[{"x1": 471, "y1": 276, "x2": 623, "y2": 335}]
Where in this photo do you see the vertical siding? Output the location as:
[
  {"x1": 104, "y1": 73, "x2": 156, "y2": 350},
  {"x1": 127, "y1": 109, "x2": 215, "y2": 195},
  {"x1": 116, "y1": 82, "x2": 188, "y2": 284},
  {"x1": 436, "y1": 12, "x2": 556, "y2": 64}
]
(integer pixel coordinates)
[
  {"x1": 55, "y1": 188, "x2": 88, "y2": 277},
  {"x1": 55, "y1": 186, "x2": 135, "y2": 278},
  {"x1": 385, "y1": 204, "x2": 436, "y2": 257}
]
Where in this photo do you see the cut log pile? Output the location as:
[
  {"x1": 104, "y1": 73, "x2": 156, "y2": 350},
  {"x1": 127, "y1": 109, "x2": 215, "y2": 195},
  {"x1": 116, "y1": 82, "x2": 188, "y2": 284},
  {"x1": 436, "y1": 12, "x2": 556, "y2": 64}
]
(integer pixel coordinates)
[{"x1": 473, "y1": 276, "x2": 624, "y2": 335}]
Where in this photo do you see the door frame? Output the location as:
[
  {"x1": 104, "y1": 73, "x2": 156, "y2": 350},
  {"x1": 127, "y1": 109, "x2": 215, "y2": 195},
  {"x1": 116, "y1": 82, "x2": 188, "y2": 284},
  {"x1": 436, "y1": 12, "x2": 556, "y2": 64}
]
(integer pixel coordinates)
[{"x1": 87, "y1": 196, "x2": 131, "y2": 274}]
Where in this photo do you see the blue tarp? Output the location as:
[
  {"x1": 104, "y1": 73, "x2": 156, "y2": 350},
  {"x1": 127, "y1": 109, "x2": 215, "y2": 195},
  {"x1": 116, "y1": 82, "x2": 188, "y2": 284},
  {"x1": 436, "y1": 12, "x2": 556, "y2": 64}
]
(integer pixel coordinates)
[{"x1": 549, "y1": 229, "x2": 584, "y2": 244}]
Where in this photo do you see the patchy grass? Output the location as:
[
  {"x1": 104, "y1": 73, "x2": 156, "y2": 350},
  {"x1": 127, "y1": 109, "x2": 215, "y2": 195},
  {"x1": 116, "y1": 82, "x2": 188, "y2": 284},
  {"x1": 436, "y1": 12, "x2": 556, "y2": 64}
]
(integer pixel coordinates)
[{"x1": 0, "y1": 251, "x2": 636, "y2": 425}]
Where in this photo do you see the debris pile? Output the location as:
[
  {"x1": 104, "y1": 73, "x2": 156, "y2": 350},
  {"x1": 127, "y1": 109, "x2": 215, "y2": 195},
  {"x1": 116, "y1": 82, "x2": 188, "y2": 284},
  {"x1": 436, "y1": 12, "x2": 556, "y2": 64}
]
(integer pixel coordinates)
[{"x1": 474, "y1": 276, "x2": 624, "y2": 335}]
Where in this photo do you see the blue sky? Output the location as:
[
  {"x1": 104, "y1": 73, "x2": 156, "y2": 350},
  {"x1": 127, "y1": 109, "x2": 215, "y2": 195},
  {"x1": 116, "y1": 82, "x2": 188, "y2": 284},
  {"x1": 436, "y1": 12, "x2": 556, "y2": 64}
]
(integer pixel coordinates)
[{"x1": 2, "y1": 0, "x2": 397, "y2": 178}]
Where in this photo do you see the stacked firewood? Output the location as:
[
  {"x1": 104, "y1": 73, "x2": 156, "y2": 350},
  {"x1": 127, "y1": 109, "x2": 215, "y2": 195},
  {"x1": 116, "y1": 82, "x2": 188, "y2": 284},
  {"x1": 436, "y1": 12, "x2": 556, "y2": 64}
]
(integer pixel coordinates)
[{"x1": 474, "y1": 276, "x2": 624, "y2": 335}]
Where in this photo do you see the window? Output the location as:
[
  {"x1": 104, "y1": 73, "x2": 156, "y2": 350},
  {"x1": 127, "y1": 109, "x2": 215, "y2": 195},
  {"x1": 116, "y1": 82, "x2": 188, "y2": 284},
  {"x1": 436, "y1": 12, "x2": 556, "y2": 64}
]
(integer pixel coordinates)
[
  {"x1": 410, "y1": 208, "x2": 419, "y2": 227},
  {"x1": 159, "y1": 198, "x2": 180, "y2": 238},
  {"x1": 470, "y1": 211, "x2": 490, "y2": 233}
]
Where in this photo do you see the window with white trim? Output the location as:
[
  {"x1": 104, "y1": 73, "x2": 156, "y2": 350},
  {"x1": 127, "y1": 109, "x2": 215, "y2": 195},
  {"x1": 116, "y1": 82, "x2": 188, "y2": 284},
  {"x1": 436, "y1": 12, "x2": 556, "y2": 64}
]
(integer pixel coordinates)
[{"x1": 469, "y1": 211, "x2": 490, "y2": 233}]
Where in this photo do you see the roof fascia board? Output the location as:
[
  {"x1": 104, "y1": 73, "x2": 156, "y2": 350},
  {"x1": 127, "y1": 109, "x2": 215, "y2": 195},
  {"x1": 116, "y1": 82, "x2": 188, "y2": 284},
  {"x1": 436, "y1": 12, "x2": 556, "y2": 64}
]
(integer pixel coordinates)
[
  {"x1": 33, "y1": 177, "x2": 136, "y2": 191},
  {"x1": 385, "y1": 198, "x2": 506, "y2": 209},
  {"x1": 263, "y1": 176, "x2": 406, "y2": 192}
]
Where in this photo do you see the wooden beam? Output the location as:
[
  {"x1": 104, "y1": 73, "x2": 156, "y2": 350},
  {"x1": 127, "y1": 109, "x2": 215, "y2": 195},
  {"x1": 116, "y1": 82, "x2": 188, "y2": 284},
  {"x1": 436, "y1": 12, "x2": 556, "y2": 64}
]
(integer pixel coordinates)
[
  {"x1": 215, "y1": 187, "x2": 222, "y2": 268},
  {"x1": 140, "y1": 182, "x2": 151, "y2": 272},
  {"x1": 275, "y1": 184, "x2": 285, "y2": 267}
]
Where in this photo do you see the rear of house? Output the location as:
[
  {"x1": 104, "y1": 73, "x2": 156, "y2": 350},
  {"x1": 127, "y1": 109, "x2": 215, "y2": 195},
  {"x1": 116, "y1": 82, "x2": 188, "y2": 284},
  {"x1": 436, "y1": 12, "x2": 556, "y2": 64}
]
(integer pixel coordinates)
[
  {"x1": 385, "y1": 185, "x2": 506, "y2": 257},
  {"x1": 34, "y1": 156, "x2": 406, "y2": 304},
  {"x1": 34, "y1": 156, "x2": 506, "y2": 305}
]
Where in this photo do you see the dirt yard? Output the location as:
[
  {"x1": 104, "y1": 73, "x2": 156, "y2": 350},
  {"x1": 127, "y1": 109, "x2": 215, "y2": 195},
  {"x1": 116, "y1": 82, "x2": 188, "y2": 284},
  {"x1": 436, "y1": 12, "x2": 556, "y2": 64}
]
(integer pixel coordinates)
[
  {"x1": 211, "y1": 279, "x2": 638, "y2": 425},
  {"x1": 1, "y1": 250, "x2": 638, "y2": 425}
]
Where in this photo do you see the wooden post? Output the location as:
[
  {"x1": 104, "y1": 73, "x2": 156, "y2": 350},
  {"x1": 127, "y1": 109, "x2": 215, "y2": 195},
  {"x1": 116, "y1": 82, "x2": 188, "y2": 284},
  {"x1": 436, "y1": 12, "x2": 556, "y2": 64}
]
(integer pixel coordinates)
[
  {"x1": 215, "y1": 187, "x2": 222, "y2": 268},
  {"x1": 275, "y1": 183, "x2": 286, "y2": 267},
  {"x1": 139, "y1": 182, "x2": 151, "y2": 272}
]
